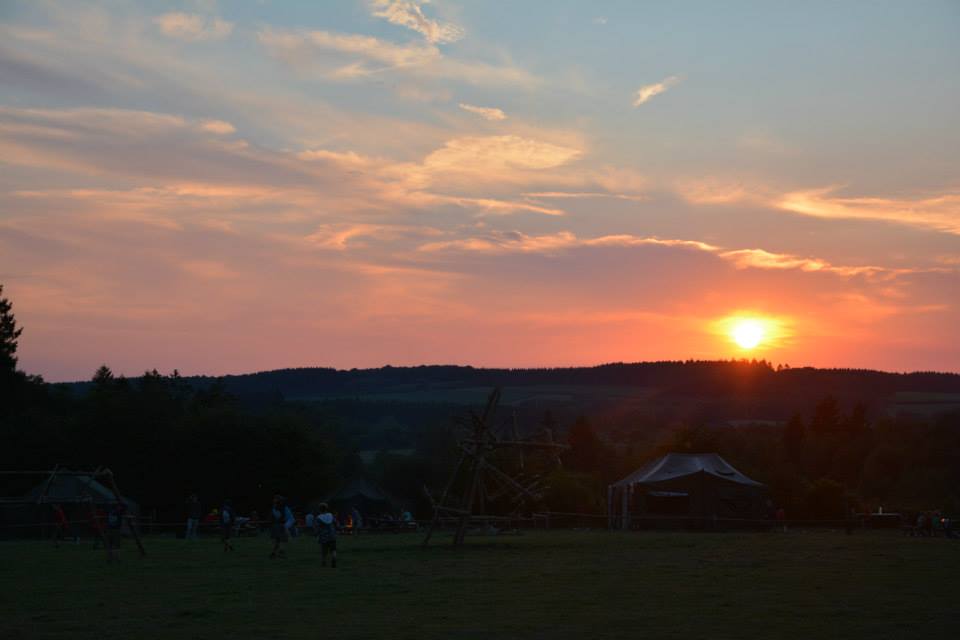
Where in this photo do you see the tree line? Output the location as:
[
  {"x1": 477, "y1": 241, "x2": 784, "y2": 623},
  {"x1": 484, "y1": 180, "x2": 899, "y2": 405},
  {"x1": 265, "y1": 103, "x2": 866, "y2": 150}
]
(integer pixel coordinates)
[{"x1": 3, "y1": 284, "x2": 959, "y2": 522}]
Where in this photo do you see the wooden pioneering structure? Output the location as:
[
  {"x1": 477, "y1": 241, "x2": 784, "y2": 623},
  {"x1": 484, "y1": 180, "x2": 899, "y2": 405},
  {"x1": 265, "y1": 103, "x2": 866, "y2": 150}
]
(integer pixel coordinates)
[
  {"x1": 423, "y1": 388, "x2": 567, "y2": 546},
  {"x1": 0, "y1": 466, "x2": 146, "y2": 555}
]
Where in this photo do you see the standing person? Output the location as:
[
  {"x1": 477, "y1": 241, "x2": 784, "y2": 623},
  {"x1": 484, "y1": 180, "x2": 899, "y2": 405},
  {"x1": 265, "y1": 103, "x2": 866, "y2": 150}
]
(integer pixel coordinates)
[
  {"x1": 185, "y1": 494, "x2": 201, "y2": 540},
  {"x1": 351, "y1": 506, "x2": 363, "y2": 534},
  {"x1": 288, "y1": 509, "x2": 300, "y2": 539},
  {"x1": 52, "y1": 503, "x2": 70, "y2": 547},
  {"x1": 220, "y1": 499, "x2": 235, "y2": 552},
  {"x1": 775, "y1": 506, "x2": 787, "y2": 533},
  {"x1": 105, "y1": 501, "x2": 125, "y2": 562},
  {"x1": 305, "y1": 510, "x2": 315, "y2": 535},
  {"x1": 269, "y1": 495, "x2": 294, "y2": 559},
  {"x1": 316, "y1": 503, "x2": 338, "y2": 568},
  {"x1": 85, "y1": 496, "x2": 105, "y2": 549}
]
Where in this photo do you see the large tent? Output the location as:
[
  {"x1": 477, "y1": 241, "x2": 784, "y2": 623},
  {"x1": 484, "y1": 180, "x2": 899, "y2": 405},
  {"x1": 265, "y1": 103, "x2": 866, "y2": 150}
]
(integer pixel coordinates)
[{"x1": 608, "y1": 453, "x2": 768, "y2": 529}]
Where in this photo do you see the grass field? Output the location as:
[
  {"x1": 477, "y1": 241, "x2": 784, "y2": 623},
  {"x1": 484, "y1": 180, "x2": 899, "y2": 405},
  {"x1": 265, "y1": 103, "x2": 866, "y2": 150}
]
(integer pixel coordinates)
[{"x1": 1, "y1": 530, "x2": 957, "y2": 639}]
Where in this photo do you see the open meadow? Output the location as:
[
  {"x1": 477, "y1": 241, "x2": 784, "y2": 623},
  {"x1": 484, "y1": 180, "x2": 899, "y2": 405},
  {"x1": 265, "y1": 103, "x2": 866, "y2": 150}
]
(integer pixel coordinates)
[{"x1": 1, "y1": 529, "x2": 957, "y2": 639}]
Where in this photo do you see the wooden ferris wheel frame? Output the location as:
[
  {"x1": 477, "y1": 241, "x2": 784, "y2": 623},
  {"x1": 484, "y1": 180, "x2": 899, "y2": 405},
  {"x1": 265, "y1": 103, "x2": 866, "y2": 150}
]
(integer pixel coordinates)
[{"x1": 422, "y1": 387, "x2": 567, "y2": 547}]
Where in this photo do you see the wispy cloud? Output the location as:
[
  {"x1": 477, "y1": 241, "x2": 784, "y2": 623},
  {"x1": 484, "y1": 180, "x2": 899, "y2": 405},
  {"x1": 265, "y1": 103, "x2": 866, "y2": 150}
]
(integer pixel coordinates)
[
  {"x1": 305, "y1": 223, "x2": 402, "y2": 250},
  {"x1": 154, "y1": 13, "x2": 234, "y2": 42},
  {"x1": 417, "y1": 229, "x2": 941, "y2": 280},
  {"x1": 674, "y1": 177, "x2": 763, "y2": 205},
  {"x1": 459, "y1": 103, "x2": 507, "y2": 121},
  {"x1": 392, "y1": 134, "x2": 583, "y2": 193},
  {"x1": 198, "y1": 119, "x2": 236, "y2": 135},
  {"x1": 370, "y1": 0, "x2": 464, "y2": 44},
  {"x1": 419, "y1": 231, "x2": 715, "y2": 255},
  {"x1": 633, "y1": 75, "x2": 681, "y2": 107},
  {"x1": 421, "y1": 135, "x2": 579, "y2": 172},
  {"x1": 716, "y1": 248, "x2": 913, "y2": 277},
  {"x1": 777, "y1": 187, "x2": 960, "y2": 235},
  {"x1": 258, "y1": 27, "x2": 535, "y2": 86},
  {"x1": 676, "y1": 178, "x2": 960, "y2": 236},
  {"x1": 523, "y1": 191, "x2": 646, "y2": 202},
  {"x1": 181, "y1": 260, "x2": 238, "y2": 280},
  {"x1": 258, "y1": 28, "x2": 438, "y2": 73}
]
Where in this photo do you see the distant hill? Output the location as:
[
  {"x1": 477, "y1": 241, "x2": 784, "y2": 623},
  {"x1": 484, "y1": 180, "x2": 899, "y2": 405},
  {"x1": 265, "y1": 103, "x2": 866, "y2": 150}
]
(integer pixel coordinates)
[{"x1": 59, "y1": 361, "x2": 960, "y2": 448}]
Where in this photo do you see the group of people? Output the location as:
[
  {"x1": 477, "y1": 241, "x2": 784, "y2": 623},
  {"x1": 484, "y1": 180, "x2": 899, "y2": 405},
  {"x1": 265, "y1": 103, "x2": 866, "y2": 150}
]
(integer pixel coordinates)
[
  {"x1": 269, "y1": 495, "x2": 338, "y2": 566},
  {"x1": 184, "y1": 494, "x2": 339, "y2": 566},
  {"x1": 50, "y1": 499, "x2": 127, "y2": 561},
  {"x1": 912, "y1": 511, "x2": 957, "y2": 538}
]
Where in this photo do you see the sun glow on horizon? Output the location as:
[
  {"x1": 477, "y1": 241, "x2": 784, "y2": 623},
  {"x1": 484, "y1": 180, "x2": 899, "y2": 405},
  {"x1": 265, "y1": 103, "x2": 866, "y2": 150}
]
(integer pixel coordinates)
[
  {"x1": 731, "y1": 319, "x2": 766, "y2": 349},
  {"x1": 713, "y1": 313, "x2": 789, "y2": 353}
]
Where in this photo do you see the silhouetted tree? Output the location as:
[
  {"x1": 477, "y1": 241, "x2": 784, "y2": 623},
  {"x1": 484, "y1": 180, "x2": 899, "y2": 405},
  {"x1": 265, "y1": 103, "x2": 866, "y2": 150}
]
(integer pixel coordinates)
[
  {"x1": 0, "y1": 284, "x2": 22, "y2": 374},
  {"x1": 92, "y1": 365, "x2": 115, "y2": 385},
  {"x1": 844, "y1": 402, "x2": 869, "y2": 435},
  {"x1": 801, "y1": 477, "x2": 846, "y2": 519},
  {"x1": 810, "y1": 395, "x2": 841, "y2": 434},
  {"x1": 783, "y1": 412, "x2": 805, "y2": 463},
  {"x1": 565, "y1": 416, "x2": 604, "y2": 473}
]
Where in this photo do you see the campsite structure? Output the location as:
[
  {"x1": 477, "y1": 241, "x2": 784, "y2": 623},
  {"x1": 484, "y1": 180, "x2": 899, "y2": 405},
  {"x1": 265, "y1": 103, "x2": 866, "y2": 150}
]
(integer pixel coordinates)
[
  {"x1": 0, "y1": 466, "x2": 145, "y2": 553},
  {"x1": 423, "y1": 387, "x2": 567, "y2": 546},
  {"x1": 320, "y1": 473, "x2": 396, "y2": 517},
  {"x1": 609, "y1": 453, "x2": 767, "y2": 529}
]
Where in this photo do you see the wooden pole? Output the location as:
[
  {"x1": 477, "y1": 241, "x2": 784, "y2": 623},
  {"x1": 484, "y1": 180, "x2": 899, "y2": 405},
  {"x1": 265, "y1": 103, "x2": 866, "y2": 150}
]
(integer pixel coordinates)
[
  {"x1": 453, "y1": 457, "x2": 483, "y2": 546},
  {"x1": 35, "y1": 465, "x2": 60, "y2": 505},
  {"x1": 101, "y1": 469, "x2": 146, "y2": 557},
  {"x1": 422, "y1": 452, "x2": 466, "y2": 547}
]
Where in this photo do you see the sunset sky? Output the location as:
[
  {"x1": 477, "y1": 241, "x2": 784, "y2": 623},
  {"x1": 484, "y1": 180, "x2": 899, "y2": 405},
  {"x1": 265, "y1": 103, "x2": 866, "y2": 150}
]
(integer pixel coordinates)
[{"x1": 1, "y1": 0, "x2": 958, "y2": 381}]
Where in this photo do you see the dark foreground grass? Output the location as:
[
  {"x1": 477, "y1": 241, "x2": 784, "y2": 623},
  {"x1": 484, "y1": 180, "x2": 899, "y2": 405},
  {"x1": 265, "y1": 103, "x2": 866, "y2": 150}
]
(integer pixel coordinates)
[{"x1": 1, "y1": 529, "x2": 957, "y2": 639}]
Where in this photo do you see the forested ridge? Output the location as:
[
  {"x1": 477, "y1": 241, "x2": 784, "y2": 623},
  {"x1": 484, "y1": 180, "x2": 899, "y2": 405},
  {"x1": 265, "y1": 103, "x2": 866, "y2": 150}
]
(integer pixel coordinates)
[{"x1": 3, "y1": 285, "x2": 959, "y2": 521}]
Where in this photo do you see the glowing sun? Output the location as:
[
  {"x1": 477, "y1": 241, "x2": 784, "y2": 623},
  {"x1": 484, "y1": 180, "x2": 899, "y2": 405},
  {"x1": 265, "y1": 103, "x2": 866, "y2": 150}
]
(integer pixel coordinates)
[{"x1": 731, "y1": 319, "x2": 766, "y2": 349}]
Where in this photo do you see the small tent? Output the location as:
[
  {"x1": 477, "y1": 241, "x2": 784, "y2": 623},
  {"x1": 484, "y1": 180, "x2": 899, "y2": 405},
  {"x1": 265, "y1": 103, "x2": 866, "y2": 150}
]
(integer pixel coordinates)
[
  {"x1": 0, "y1": 471, "x2": 139, "y2": 539},
  {"x1": 318, "y1": 474, "x2": 396, "y2": 519},
  {"x1": 22, "y1": 473, "x2": 139, "y2": 513},
  {"x1": 608, "y1": 453, "x2": 767, "y2": 529}
]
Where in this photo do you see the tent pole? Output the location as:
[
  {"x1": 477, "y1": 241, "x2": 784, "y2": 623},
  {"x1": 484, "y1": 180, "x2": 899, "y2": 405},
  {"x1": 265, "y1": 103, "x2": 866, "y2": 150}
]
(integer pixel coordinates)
[
  {"x1": 101, "y1": 468, "x2": 146, "y2": 557},
  {"x1": 607, "y1": 485, "x2": 612, "y2": 530},
  {"x1": 35, "y1": 465, "x2": 60, "y2": 505}
]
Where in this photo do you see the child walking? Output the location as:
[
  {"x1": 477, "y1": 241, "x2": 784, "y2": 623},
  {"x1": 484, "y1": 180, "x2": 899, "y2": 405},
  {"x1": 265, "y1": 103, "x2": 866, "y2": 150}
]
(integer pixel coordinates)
[
  {"x1": 316, "y1": 502, "x2": 338, "y2": 568},
  {"x1": 269, "y1": 494, "x2": 294, "y2": 559},
  {"x1": 220, "y1": 499, "x2": 235, "y2": 552}
]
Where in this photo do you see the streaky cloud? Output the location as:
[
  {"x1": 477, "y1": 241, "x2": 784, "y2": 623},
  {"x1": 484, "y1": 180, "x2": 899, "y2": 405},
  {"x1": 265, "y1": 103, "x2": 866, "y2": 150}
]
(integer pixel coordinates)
[
  {"x1": 633, "y1": 75, "x2": 681, "y2": 106},
  {"x1": 418, "y1": 229, "x2": 944, "y2": 279},
  {"x1": 154, "y1": 12, "x2": 234, "y2": 41},
  {"x1": 459, "y1": 103, "x2": 507, "y2": 121},
  {"x1": 370, "y1": 0, "x2": 465, "y2": 44},
  {"x1": 778, "y1": 187, "x2": 960, "y2": 235}
]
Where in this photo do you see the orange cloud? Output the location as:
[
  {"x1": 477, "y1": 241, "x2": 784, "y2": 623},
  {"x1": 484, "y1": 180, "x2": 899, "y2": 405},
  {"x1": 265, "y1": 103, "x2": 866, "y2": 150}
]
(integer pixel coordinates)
[{"x1": 423, "y1": 135, "x2": 581, "y2": 172}]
